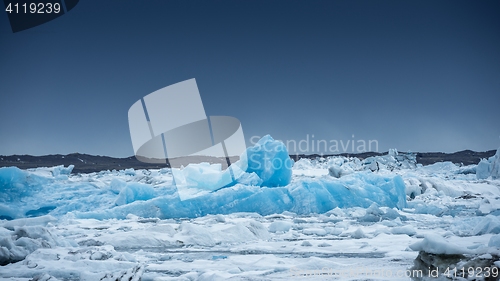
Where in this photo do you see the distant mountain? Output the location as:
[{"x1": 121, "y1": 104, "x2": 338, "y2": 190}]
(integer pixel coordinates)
[
  {"x1": 414, "y1": 150, "x2": 497, "y2": 166},
  {"x1": 0, "y1": 150, "x2": 496, "y2": 173},
  {"x1": 0, "y1": 153, "x2": 166, "y2": 173}
]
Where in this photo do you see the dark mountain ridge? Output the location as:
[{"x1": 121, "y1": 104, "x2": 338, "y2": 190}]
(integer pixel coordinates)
[{"x1": 0, "y1": 150, "x2": 496, "y2": 174}]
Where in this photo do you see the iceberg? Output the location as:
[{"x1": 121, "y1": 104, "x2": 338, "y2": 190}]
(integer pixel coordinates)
[
  {"x1": 172, "y1": 134, "x2": 292, "y2": 200},
  {"x1": 0, "y1": 167, "x2": 54, "y2": 220},
  {"x1": 242, "y1": 135, "x2": 293, "y2": 187},
  {"x1": 477, "y1": 148, "x2": 500, "y2": 180},
  {"x1": 75, "y1": 171, "x2": 406, "y2": 219},
  {"x1": 0, "y1": 135, "x2": 407, "y2": 220}
]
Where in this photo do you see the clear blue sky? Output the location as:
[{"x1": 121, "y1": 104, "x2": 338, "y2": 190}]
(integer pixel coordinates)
[{"x1": 1, "y1": 0, "x2": 499, "y2": 156}]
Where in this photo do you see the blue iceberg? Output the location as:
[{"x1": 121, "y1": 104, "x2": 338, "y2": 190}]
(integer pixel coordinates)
[
  {"x1": 75, "y1": 171, "x2": 406, "y2": 220},
  {"x1": 242, "y1": 134, "x2": 293, "y2": 187},
  {"x1": 0, "y1": 135, "x2": 407, "y2": 220},
  {"x1": 172, "y1": 134, "x2": 292, "y2": 200}
]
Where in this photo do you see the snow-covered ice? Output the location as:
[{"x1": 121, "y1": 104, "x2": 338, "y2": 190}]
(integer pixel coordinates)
[
  {"x1": 1, "y1": 138, "x2": 500, "y2": 280},
  {"x1": 477, "y1": 148, "x2": 500, "y2": 180}
]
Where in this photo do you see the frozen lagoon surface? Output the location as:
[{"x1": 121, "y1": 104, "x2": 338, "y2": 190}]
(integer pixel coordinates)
[{"x1": 1, "y1": 140, "x2": 500, "y2": 280}]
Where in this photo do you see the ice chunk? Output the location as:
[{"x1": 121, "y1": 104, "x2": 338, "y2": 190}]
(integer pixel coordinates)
[
  {"x1": 325, "y1": 227, "x2": 343, "y2": 235},
  {"x1": 362, "y1": 149, "x2": 417, "y2": 171},
  {"x1": 301, "y1": 240, "x2": 312, "y2": 246},
  {"x1": 0, "y1": 223, "x2": 69, "y2": 265},
  {"x1": 245, "y1": 221, "x2": 271, "y2": 240},
  {"x1": 51, "y1": 165, "x2": 74, "y2": 177},
  {"x1": 409, "y1": 233, "x2": 471, "y2": 255},
  {"x1": 351, "y1": 228, "x2": 365, "y2": 239},
  {"x1": 293, "y1": 158, "x2": 314, "y2": 170},
  {"x1": 0, "y1": 167, "x2": 47, "y2": 200},
  {"x1": 391, "y1": 225, "x2": 416, "y2": 236},
  {"x1": 234, "y1": 172, "x2": 263, "y2": 186},
  {"x1": 241, "y1": 135, "x2": 293, "y2": 187},
  {"x1": 327, "y1": 165, "x2": 353, "y2": 178},
  {"x1": 174, "y1": 163, "x2": 233, "y2": 191},
  {"x1": 302, "y1": 228, "x2": 327, "y2": 236},
  {"x1": 115, "y1": 183, "x2": 155, "y2": 206},
  {"x1": 123, "y1": 168, "x2": 136, "y2": 176},
  {"x1": 488, "y1": 234, "x2": 500, "y2": 247},
  {"x1": 408, "y1": 202, "x2": 447, "y2": 216},
  {"x1": 477, "y1": 148, "x2": 500, "y2": 179},
  {"x1": 175, "y1": 222, "x2": 215, "y2": 246},
  {"x1": 268, "y1": 221, "x2": 292, "y2": 233},
  {"x1": 31, "y1": 274, "x2": 62, "y2": 281},
  {"x1": 471, "y1": 215, "x2": 500, "y2": 235},
  {"x1": 214, "y1": 223, "x2": 268, "y2": 243},
  {"x1": 358, "y1": 210, "x2": 381, "y2": 222},
  {"x1": 0, "y1": 167, "x2": 54, "y2": 219},
  {"x1": 0, "y1": 215, "x2": 57, "y2": 230},
  {"x1": 477, "y1": 160, "x2": 491, "y2": 179},
  {"x1": 99, "y1": 264, "x2": 144, "y2": 281},
  {"x1": 327, "y1": 165, "x2": 342, "y2": 178},
  {"x1": 108, "y1": 178, "x2": 126, "y2": 194}
]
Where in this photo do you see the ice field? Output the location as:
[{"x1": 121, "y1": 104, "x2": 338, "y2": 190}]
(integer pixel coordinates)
[{"x1": 1, "y1": 136, "x2": 500, "y2": 280}]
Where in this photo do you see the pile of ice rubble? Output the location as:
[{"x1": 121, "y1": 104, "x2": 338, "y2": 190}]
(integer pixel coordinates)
[{"x1": 0, "y1": 136, "x2": 499, "y2": 280}]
